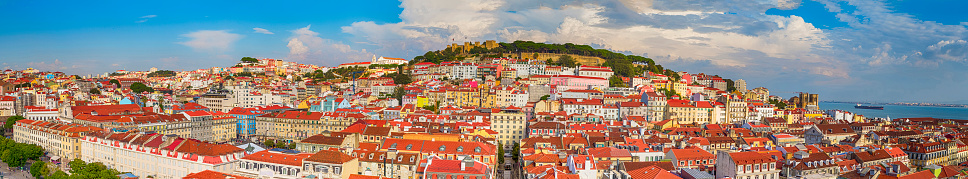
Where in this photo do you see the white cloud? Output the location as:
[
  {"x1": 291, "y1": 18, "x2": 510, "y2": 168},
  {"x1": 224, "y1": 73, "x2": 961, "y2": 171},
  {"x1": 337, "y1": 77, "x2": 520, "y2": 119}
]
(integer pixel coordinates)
[
  {"x1": 136, "y1": 15, "x2": 157, "y2": 23},
  {"x1": 253, "y1": 28, "x2": 274, "y2": 34},
  {"x1": 178, "y1": 30, "x2": 242, "y2": 53},
  {"x1": 287, "y1": 25, "x2": 374, "y2": 65},
  {"x1": 28, "y1": 59, "x2": 68, "y2": 71},
  {"x1": 333, "y1": 0, "x2": 968, "y2": 102}
]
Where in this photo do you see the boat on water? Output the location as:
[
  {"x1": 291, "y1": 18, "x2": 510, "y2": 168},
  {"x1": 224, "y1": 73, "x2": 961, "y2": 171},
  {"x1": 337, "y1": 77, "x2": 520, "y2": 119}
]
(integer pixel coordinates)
[{"x1": 854, "y1": 104, "x2": 884, "y2": 110}]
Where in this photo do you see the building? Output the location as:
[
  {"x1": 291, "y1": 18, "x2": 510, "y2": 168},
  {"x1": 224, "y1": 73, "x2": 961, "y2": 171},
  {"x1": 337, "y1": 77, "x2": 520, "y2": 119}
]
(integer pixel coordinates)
[
  {"x1": 781, "y1": 151, "x2": 838, "y2": 179},
  {"x1": 804, "y1": 124, "x2": 855, "y2": 145},
  {"x1": 666, "y1": 149, "x2": 716, "y2": 170},
  {"x1": 491, "y1": 107, "x2": 528, "y2": 144},
  {"x1": 419, "y1": 156, "x2": 491, "y2": 179},
  {"x1": 301, "y1": 150, "x2": 360, "y2": 179},
  {"x1": 716, "y1": 151, "x2": 780, "y2": 179},
  {"x1": 234, "y1": 149, "x2": 312, "y2": 179},
  {"x1": 81, "y1": 131, "x2": 245, "y2": 179},
  {"x1": 13, "y1": 119, "x2": 98, "y2": 163}
]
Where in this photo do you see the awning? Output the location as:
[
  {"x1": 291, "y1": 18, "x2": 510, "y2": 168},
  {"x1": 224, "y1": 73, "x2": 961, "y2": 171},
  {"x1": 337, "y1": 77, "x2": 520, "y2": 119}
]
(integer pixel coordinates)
[{"x1": 50, "y1": 156, "x2": 61, "y2": 161}]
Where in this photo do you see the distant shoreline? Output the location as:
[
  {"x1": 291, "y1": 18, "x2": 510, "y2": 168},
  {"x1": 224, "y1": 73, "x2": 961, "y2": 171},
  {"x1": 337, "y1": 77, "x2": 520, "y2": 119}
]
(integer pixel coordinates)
[{"x1": 821, "y1": 101, "x2": 968, "y2": 108}]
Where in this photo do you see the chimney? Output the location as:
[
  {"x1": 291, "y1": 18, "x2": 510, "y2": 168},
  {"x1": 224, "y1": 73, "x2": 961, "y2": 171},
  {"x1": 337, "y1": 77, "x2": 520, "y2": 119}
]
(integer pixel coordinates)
[
  {"x1": 462, "y1": 156, "x2": 475, "y2": 171},
  {"x1": 584, "y1": 157, "x2": 591, "y2": 170}
]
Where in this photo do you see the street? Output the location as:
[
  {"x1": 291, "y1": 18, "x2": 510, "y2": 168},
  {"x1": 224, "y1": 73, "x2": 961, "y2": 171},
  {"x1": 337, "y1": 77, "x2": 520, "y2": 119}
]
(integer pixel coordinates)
[{"x1": 0, "y1": 162, "x2": 33, "y2": 179}]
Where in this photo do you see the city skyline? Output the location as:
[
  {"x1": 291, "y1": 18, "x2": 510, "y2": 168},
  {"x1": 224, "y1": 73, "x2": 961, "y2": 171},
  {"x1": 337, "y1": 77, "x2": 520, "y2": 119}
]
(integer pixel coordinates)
[{"x1": 2, "y1": 0, "x2": 967, "y2": 103}]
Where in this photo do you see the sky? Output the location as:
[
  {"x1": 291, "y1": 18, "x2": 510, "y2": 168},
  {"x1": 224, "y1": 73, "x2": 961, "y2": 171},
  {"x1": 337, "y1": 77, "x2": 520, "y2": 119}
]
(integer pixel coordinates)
[{"x1": 0, "y1": 0, "x2": 966, "y2": 103}]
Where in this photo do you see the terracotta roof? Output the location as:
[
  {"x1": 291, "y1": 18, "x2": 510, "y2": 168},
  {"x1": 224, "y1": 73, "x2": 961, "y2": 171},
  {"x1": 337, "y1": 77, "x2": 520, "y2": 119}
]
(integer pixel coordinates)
[
  {"x1": 305, "y1": 150, "x2": 356, "y2": 164},
  {"x1": 241, "y1": 150, "x2": 311, "y2": 166},
  {"x1": 626, "y1": 165, "x2": 681, "y2": 179}
]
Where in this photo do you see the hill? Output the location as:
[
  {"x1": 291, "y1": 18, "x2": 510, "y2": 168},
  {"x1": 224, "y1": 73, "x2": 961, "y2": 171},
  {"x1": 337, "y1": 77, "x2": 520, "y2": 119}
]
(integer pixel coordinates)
[{"x1": 411, "y1": 41, "x2": 676, "y2": 79}]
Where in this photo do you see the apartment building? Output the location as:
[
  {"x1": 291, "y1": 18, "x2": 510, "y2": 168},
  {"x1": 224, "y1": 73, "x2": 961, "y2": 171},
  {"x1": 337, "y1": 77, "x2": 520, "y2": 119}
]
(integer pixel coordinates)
[{"x1": 81, "y1": 131, "x2": 245, "y2": 179}]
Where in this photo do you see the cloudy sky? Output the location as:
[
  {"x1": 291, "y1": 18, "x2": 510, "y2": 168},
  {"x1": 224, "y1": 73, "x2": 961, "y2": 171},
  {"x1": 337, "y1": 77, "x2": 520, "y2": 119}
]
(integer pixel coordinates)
[{"x1": 0, "y1": 0, "x2": 966, "y2": 103}]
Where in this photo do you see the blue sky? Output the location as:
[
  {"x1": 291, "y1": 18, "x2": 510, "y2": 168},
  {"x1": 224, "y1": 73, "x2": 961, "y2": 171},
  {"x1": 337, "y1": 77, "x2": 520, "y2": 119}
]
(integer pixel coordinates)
[{"x1": 1, "y1": 0, "x2": 967, "y2": 103}]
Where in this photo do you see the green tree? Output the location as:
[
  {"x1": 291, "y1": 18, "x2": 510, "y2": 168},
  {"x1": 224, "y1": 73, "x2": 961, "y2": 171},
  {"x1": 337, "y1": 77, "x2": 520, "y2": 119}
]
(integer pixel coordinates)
[
  {"x1": 497, "y1": 142, "x2": 504, "y2": 164},
  {"x1": 288, "y1": 142, "x2": 297, "y2": 150},
  {"x1": 89, "y1": 88, "x2": 101, "y2": 95},
  {"x1": 30, "y1": 161, "x2": 48, "y2": 178},
  {"x1": 49, "y1": 170, "x2": 69, "y2": 179},
  {"x1": 392, "y1": 87, "x2": 407, "y2": 106},
  {"x1": 240, "y1": 57, "x2": 259, "y2": 63},
  {"x1": 393, "y1": 65, "x2": 412, "y2": 85},
  {"x1": 512, "y1": 142, "x2": 521, "y2": 161},
  {"x1": 129, "y1": 82, "x2": 154, "y2": 93},
  {"x1": 609, "y1": 75, "x2": 625, "y2": 87},
  {"x1": 539, "y1": 95, "x2": 550, "y2": 101},
  {"x1": 5, "y1": 116, "x2": 25, "y2": 130},
  {"x1": 264, "y1": 139, "x2": 275, "y2": 148},
  {"x1": 109, "y1": 79, "x2": 120, "y2": 88},
  {"x1": 769, "y1": 99, "x2": 788, "y2": 109},
  {"x1": 557, "y1": 55, "x2": 577, "y2": 68}
]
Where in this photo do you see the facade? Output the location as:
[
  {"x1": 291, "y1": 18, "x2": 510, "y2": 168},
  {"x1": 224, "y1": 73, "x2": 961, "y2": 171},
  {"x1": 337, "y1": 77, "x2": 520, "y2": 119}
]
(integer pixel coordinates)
[
  {"x1": 716, "y1": 151, "x2": 780, "y2": 179},
  {"x1": 491, "y1": 107, "x2": 528, "y2": 144},
  {"x1": 234, "y1": 150, "x2": 312, "y2": 179},
  {"x1": 804, "y1": 124, "x2": 855, "y2": 145},
  {"x1": 13, "y1": 119, "x2": 96, "y2": 163},
  {"x1": 301, "y1": 150, "x2": 360, "y2": 179},
  {"x1": 667, "y1": 149, "x2": 716, "y2": 170},
  {"x1": 80, "y1": 131, "x2": 245, "y2": 179}
]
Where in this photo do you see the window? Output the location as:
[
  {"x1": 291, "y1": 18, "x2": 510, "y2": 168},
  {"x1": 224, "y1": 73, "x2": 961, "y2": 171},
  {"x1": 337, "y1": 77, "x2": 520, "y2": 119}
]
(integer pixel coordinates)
[{"x1": 439, "y1": 145, "x2": 447, "y2": 151}]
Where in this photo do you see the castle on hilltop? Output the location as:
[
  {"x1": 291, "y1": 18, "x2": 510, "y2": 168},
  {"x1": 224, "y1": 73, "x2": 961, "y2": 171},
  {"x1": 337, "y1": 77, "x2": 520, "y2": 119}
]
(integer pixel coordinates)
[{"x1": 446, "y1": 40, "x2": 499, "y2": 53}]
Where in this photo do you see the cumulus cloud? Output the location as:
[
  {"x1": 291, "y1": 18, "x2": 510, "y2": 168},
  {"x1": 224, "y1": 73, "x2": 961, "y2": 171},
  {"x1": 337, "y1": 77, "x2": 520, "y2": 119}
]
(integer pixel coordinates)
[
  {"x1": 136, "y1": 15, "x2": 157, "y2": 23},
  {"x1": 253, "y1": 28, "x2": 274, "y2": 34},
  {"x1": 288, "y1": 25, "x2": 374, "y2": 65},
  {"x1": 178, "y1": 30, "x2": 242, "y2": 53},
  {"x1": 335, "y1": 0, "x2": 968, "y2": 102}
]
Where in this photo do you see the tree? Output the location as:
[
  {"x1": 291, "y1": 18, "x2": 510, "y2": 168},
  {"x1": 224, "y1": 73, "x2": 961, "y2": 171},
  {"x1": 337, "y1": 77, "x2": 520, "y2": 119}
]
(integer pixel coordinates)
[
  {"x1": 539, "y1": 95, "x2": 550, "y2": 101},
  {"x1": 240, "y1": 57, "x2": 259, "y2": 63},
  {"x1": 511, "y1": 142, "x2": 521, "y2": 161},
  {"x1": 392, "y1": 87, "x2": 408, "y2": 106},
  {"x1": 609, "y1": 75, "x2": 625, "y2": 87},
  {"x1": 129, "y1": 82, "x2": 154, "y2": 93},
  {"x1": 264, "y1": 139, "x2": 275, "y2": 148},
  {"x1": 30, "y1": 161, "x2": 48, "y2": 178},
  {"x1": 89, "y1": 88, "x2": 101, "y2": 95},
  {"x1": 5, "y1": 116, "x2": 25, "y2": 130},
  {"x1": 288, "y1": 142, "x2": 297, "y2": 150},
  {"x1": 557, "y1": 55, "x2": 577, "y2": 68},
  {"x1": 769, "y1": 99, "x2": 788, "y2": 109},
  {"x1": 49, "y1": 170, "x2": 69, "y2": 179},
  {"x1": 109, "y1": 79, "x2": 120, "y2": 88},
  {"x1": 497, "y1": 142, "x2": 504, "y2": 164}
]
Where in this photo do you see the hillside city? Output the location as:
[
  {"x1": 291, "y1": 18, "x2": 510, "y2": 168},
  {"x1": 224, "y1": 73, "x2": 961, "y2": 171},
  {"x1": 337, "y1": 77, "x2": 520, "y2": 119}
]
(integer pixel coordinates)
[{"x1": 0, "y1": 41, "x2": 964, "y2": 179}]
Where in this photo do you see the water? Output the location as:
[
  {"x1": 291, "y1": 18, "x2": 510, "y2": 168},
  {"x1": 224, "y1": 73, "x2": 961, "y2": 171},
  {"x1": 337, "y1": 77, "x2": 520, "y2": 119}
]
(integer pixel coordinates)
[{"x1": 820, "y1": 102, "x2": 968, "y2": 120}]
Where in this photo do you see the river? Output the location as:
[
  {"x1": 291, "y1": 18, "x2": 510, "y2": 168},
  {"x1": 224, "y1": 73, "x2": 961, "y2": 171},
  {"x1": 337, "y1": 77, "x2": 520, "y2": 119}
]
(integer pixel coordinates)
[{"x1": 820, "y1": 102, "x2": 968, "y2": 120}]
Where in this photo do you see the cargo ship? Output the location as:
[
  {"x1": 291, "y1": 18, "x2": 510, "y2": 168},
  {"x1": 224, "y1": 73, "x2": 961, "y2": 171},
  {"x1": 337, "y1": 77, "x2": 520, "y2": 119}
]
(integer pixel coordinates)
[{"x1": 854, "y1": 104, "x2": 884, "y2": 110}]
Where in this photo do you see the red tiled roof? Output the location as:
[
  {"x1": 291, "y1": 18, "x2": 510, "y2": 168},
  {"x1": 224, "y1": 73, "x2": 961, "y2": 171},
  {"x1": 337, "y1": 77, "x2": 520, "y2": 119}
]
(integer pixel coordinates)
[
  {"x1": 241, "y1": 150, "x2": 312, "y2": 166},
  {"x1": 305, "y1": 150, "x2": 355, "y2": 164}
]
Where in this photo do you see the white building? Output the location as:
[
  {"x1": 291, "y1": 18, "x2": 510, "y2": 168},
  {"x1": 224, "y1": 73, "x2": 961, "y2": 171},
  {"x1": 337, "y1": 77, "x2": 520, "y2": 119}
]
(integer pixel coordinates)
[
  {"x1": 371, "y1": 56, "x2": 408, "y2": 65},
  {"x1": 81, "y1": 131, "x2": 244, "y2": 179},
  {"x1": 577, "y1": 66, "x2": 614, "y2": 79}
]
